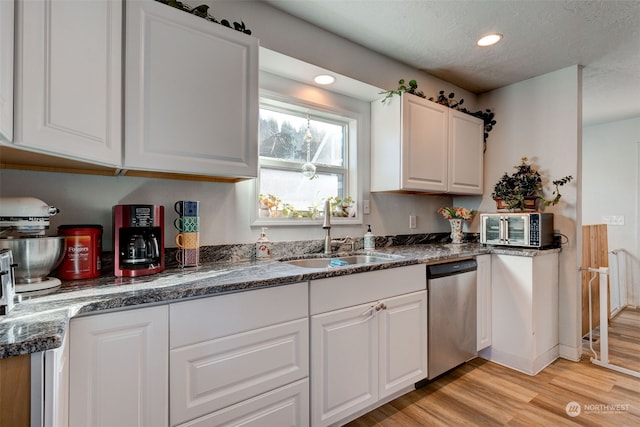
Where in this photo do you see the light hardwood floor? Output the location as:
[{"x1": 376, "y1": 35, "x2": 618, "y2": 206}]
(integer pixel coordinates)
[{"x1": 347, "y1": 308, "x2": 640, "y2": 426}]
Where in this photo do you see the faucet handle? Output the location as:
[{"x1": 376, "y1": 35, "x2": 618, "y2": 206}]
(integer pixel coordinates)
[{"x1": 332, "y1": 236, "x2": 356, "y2": 252}]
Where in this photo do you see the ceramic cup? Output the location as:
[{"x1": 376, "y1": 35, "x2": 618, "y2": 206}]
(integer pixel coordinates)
[
  {"x1": 174, "y1": 216, "x2": 200, "y2": 232},
  {"x1": 174, "y1": 200, "x2": 200, "y2": 217},
  {"x1": 175, "y1": 232, "x2": 199, "y2": 249},
  {"x1": 176, "y1": 248, "x2": 199, "y2": 266}
]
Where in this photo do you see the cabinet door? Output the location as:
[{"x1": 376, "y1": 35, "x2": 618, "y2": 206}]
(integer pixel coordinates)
[
  {"x1": 125, "y1": 0, "x2": 258, "y2": 179},
  {"x1": 448, "y1": 109, "x2": 484, "y2": 194},
  {"x1": 0, "y1": 0, "x2": 13, "y2": 142},
  {"x1": 14, "y1": 0, "x2": 122, "y2": 166},
  {"x1": 311, "y1": 302, "x2": 378, "y2": 427},
  {"x1": 476, "y1": 254, "x2": 492, "y2": 351},
  {"x1": 379, "y1": 290, "x2": 428, "y2": 398},
  {"x1": 402, "y1": 95, "x2": 448, "y2": 192},
  {"x1": 69, "y1": 305, "x2": 169, "y2": 427},
  {"x1": 44, "y1": 335, "x2": 70, "y2": 427}
]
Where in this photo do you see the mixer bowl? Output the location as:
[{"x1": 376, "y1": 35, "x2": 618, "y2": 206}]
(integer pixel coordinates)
[{"x1": 0, "y1": 236, "x2": 66, "y2": 283}]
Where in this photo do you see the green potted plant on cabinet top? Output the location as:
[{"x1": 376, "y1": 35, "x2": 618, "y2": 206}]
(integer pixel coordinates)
[{"x1": 491, "y1": 157, "x2": 574, "y2": 211}]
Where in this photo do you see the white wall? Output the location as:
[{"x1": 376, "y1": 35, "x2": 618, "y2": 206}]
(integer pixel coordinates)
[
  {"x1": 583, "y1": 117, "x2": 640, "y2": 306},
  {"x1": 474, "y1": 66, "x2": 582, "y2": 360}
]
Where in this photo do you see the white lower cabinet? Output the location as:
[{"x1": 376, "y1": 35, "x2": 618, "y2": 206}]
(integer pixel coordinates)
[
  {"x1": 480, "y1": 253, "x2": 559, "y2": 375},
  {"x1": 476, "y1": 254, "x2": 492, "y2": 351},
  {"x1": 309, "y1": 265, "x2": 427, "y2": 426},
  {"x1": 170, "y1": 283, "x2": 309, "y2": 427},
  {"x1": 68, "y1": 305, "x2": 169, "y2": 427}
]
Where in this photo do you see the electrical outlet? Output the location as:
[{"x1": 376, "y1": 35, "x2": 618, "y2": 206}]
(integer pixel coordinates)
[
  {"x1": 602, "y1": 215, "x2": 625, "y2": 226},
  {"x1": 409, "y1": 215, "x2": 417, "y2": 229},
  {"x1": 363, "y1": 199, "x2": 370, "y2": 215}
]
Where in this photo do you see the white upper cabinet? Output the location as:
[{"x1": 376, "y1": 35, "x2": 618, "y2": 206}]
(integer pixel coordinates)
[
  {"x1": 11, "y1": 0, "x2": 122, "y2": 166},
  {"x1": 371, "y1": 93, "x2": 483, "y2": 194},
  {"x1": 0, "y1": 0, "x2": 13, "y2": 142},
  {"x1": 124, "y1": 0, "x2": 259, "y2": 179},
  {"x1": 448, "y1": 109, "x2": 484, "y2": 194}
]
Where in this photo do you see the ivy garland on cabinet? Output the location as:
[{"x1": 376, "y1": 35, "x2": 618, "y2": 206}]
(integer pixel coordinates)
[
  {"x1": 380, "y1": 79, "x2": 496, "y2": 150},
  {"x1": 156, "y1": 0, "x2": 252, "y2": 34}
]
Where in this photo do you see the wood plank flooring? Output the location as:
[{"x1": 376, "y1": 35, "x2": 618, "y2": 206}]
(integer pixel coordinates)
[{"x1": 347, "y1": 307, "x2": 640, "y2": 426}]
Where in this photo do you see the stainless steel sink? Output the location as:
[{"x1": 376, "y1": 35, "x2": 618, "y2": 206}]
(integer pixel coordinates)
[{"x1": 282, "y1": 255, "x2": 390, "y2": 268}]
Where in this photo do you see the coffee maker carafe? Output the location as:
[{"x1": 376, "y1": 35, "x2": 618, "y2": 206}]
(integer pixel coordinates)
[{"x1": 113, "y1": 205, "x2": 164, "y2": 277}]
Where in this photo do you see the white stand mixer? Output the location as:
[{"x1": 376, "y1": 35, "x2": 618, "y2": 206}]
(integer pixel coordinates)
[{"x1": 0, "y1": 197, "x2": 65, "y2": 293}]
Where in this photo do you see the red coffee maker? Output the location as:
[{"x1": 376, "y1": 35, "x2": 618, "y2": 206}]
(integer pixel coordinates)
[{"x1": 113, "y1": 204, "x2": 164, "y2": 277}]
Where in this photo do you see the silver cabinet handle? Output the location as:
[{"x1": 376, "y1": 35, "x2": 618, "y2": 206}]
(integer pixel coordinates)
[{"x1": 361, "y1": 305, "x2": 375, "y2": 317}]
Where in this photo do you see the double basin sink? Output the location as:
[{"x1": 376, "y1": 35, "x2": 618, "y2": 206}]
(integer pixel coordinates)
[{"x1": 281, "y1": 254, "x2": 394, "y2": 269}]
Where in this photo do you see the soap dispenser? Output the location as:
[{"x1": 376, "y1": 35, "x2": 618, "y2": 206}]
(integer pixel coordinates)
[
  {"x1": 364, "y1": 224, "x2": 375, "y2": 250},
  {"x1": 256, "y1": 227, "x2": 271, "y2": 260}
]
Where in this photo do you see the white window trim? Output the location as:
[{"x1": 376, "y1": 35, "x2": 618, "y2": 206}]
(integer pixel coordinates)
[{"x1": 251, "y1": 72, "x2": 366, "y2": 227}]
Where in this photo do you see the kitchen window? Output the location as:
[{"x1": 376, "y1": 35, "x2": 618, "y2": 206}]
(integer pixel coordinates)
[{"x1": 253, "y1": 88, "x2": 362, "y2": 226}]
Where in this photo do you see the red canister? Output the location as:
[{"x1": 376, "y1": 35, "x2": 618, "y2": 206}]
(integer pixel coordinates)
[{"x1": 57, "y1": 225, "x2": 103, "y2": 280}]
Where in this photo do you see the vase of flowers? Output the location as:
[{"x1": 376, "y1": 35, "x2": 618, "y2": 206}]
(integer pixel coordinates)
[{"x1": 438, "y1": 207, "x2": 477, "y2": 244}]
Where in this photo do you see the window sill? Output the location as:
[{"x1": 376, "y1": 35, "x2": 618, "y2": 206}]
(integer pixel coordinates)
[{"x1": 252, "y1": 216, "x2": 362, "y2": 227}]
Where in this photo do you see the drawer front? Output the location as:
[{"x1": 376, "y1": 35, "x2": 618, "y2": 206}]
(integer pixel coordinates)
[
  {"x1": 170, "y1": 282, "x2": 308, "y2": 349},
  {"x1": 310, "y1": 264, "x2": 425, "y2": 315},
  {"x1": 170, "y1": 318, "x2": 308, "y2": 425},
  {"x1": 176, "y1": 379, "x2": 309, "y2": 427}
]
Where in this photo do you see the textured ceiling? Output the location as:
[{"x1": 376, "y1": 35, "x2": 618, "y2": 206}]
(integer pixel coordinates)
[{"x1": 263, "y1": 0, "x2": 640, "y2": 126}]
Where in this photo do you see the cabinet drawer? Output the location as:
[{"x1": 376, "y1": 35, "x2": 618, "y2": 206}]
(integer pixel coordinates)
[
  {"x1": 310, "y1": 264, "x2": 425, "y2": 315},
  {"x1": 176, "y1": 379, "x2": 309, "y2": 427},
  {"x1": 170, "y1": 318, "x2": 308, "y2": 425},
  {"x1": 170, "y1": 282, "x2": 308, "y2": 348}
]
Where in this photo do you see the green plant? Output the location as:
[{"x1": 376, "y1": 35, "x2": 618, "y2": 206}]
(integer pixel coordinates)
[
  {"x1": 429, "y1": 90, "x2": 496, "y2": 147},
  {"x1": 380, "y1": 79, "x2": 426, "y2": 103},
  {"x1": 157, "y1": 0, "x2": 252, "y2": 34},
  {"x1": 326, "y1": 196, "x2": 355, "y2": 217},
  {"x1": 491, "y1": 157, "x2": 573, "y2": 210}
]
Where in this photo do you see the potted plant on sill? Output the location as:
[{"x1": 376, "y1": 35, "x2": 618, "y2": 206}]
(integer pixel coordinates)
[
  {"x1": 326, "y1": 196, "x2": 355, "y2": 217},
  {"x1": 491, "y1": 157, "x2": 574, "y2": 211}
]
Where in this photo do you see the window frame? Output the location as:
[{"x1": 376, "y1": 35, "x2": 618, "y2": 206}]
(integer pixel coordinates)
[{"x1": 252, "y1": 80, "x2": 364, "y2": 227}]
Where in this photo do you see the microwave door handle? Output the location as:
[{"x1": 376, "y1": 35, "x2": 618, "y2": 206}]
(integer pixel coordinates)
[
  {"x1": 499, "y1": 217, "x2": 505, "y2": 242},
  {"x1": 503, "y1": 217, "x2": 509, "y2": 242}
]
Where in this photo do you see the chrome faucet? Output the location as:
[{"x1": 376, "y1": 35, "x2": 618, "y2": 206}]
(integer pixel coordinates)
[{"x1": 323, "y1": 199, "x2": 331, "y2": 255}]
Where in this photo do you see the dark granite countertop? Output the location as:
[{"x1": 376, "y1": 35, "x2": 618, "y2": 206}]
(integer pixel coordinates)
[{"x1": 0, "y1": 243, "x2": 559, "y2": 358}]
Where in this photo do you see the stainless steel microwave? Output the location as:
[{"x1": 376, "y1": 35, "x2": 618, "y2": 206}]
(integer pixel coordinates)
[{"x1": 480, "y1": 213, "x2": 554, "y2": 248}]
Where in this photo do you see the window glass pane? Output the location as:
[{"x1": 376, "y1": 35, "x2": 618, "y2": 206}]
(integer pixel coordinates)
[
  {"x1": 259, "y1": 168, "x2": 343, "y2": 217},
  {"x1": 259, "y1": 109, "x2": 344, "y2": 167}
]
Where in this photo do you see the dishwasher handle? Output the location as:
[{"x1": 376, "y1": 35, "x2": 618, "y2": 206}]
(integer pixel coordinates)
[{"x1": 427, "y1": 259, "x2": 477, "y2": 279}]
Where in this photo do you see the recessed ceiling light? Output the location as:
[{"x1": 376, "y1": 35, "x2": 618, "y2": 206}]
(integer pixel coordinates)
[
  {"x1": 314, "y1": 74, "x2": 336, "y2": 85},
  {"x1": 477, "y1": 33, "x2": 503, "y2": 47}
]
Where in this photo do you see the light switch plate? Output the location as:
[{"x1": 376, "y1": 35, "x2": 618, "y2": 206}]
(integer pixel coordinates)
[{"x1": 409, "y1": 215, "x2": 417, "y2": 229}]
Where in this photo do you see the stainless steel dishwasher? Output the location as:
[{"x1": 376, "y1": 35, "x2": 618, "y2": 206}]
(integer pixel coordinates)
[{"x1": 426, "y1": 258, "x2": 478, "y2": 380}]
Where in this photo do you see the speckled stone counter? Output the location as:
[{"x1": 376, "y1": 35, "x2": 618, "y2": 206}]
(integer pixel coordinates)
[{"x1": 0, "y1": 242, "x2": 559, "y2": 359}]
